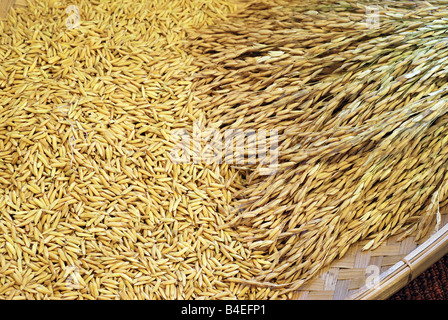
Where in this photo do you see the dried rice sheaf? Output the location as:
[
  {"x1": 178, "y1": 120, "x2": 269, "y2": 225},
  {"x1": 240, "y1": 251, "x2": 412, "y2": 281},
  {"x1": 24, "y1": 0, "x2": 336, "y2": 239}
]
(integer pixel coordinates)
[
  {"x1": 188, "y1": 0, "x2": 448, "y2": 294},
  {"x1": 1, "y1": 0, "x2": 448, "y2": 300}
]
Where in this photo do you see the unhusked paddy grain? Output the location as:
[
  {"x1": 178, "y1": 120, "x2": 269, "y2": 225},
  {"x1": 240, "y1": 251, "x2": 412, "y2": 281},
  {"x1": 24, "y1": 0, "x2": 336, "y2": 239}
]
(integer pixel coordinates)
[
  {"x1": 2, "y1": 0, "x2": 448, "y2": 300},
  {"x1": 0, "y1": 0, "x2": 271, "y2": 300}
]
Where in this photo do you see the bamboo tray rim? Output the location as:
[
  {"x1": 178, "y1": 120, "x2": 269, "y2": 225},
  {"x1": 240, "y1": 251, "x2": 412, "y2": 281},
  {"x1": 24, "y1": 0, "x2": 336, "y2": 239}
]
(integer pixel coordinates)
[{"x1": 346, "y1": 220, "x2": 448, "y2": 300}]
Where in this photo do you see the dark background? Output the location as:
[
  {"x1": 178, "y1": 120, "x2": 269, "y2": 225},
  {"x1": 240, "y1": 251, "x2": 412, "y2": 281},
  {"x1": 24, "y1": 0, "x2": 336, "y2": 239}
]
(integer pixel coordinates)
[{"x1": 389, "y1": 254, "x2": 448, "y2": 300}]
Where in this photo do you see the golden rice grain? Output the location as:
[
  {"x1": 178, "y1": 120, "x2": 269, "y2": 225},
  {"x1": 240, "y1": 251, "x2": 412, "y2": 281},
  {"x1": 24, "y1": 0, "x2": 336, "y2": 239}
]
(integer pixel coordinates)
[{"x1": 3, "y1": 0, "x2": 448, "y2": 301}]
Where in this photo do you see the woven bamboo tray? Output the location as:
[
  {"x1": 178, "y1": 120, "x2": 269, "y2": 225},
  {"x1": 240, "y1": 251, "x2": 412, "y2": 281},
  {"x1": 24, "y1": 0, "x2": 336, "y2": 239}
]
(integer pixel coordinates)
[
  {"x1": 2, "y1": 0, "x2": 448, "y2": 301},
  {"x1": 292, "y1": 212, "x2": 448, "y2": 300}
]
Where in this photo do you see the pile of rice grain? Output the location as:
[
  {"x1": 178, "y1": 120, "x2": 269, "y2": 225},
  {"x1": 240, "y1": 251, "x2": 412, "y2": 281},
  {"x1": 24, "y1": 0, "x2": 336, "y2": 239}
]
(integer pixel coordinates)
[
  {"x1": 0, "y1": 0, "x2": 280, "y2": 300},
  {"x1": 2, "y1": 0, "x2": 448, "y2": 300}
]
